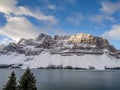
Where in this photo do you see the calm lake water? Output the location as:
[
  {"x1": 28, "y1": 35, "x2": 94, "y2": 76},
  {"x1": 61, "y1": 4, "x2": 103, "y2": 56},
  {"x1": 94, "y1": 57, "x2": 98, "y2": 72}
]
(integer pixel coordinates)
[{"x1": 0, "y1": 69, "x2": 120, "y2": 90}]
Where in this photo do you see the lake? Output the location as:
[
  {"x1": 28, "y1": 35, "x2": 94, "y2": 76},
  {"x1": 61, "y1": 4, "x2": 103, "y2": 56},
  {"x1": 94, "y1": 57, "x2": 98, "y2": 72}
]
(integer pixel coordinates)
[{"x1": 0, "y1": 69, "x2": 120, "y2": 90}]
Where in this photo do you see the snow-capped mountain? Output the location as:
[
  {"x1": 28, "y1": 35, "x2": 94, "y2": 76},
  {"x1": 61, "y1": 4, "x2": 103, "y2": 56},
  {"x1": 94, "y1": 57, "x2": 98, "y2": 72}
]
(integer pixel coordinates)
[{"x1": 0, "y1": 33, "x2": 120, "y2": 70}]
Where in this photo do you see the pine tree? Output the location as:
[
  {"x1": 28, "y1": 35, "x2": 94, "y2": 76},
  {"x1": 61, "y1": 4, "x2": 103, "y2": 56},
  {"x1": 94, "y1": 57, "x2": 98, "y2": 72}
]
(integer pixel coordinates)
[
  {"x1": 18, "y1": 67, "x2": 37, "y2": 90},
  {"x1": 3, "y1": 71, "x2": 17, "y2": 90}
]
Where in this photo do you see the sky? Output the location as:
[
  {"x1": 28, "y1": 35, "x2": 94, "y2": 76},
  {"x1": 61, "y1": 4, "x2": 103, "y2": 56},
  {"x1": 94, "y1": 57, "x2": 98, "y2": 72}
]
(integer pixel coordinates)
[{"x1": 0, "y1": 0, "x2": 120, "y2": 49}]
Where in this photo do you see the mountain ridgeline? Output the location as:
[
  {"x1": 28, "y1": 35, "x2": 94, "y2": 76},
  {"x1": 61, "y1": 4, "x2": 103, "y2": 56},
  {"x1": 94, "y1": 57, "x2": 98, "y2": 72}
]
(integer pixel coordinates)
[{"x1": 0, "y1": 33, "x2": 120, "y2": 70}]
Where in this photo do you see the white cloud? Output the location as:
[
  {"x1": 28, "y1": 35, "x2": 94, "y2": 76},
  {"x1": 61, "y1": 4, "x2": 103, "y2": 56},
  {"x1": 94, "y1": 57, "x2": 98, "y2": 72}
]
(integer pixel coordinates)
[
  {"x1": 89, "y1": 1, "x2": 118, "y2": 23},
  {"x1": 0, "y1": 16, "x2": 40, "y2": 42},
  {"x1": 67, "y1": 13, "x2": 84, "y2": 25},
  {"x1": 0, "y1": 0, "x2": 59, "y2": 43},
  {"x1": 90, "y1": 14, "x2": 103, "y2": 23},
  {"x1": 0, "y1": 37, "x2": 13, "y2": 44},
  {"x1": 0, "y1": 0, "x2": 17, "y2": 14},
  {"x1": 0, "y1": 0, "x2": 57, "y2": 24},
  {"x1": 48, "y1": 4, "x2": 56, "y2": 10},
  {"x1": 65, "y1": 0, "x2": 76, "y2": 4},
  {"x1": 102, "y1": 25, "x2": 120, "y2": 40},
  {"x1": 105, "y1": 16, "x2": 115, "y2": 21},
  {"x1": 90, "y1": 14, "x2": 115, "y2": 23},
  {"x1": 42, "y1": 0, "x2": 57, "y2": 10},
  {"x1": 18, "y1": 6, "x2": 57, "y2": 23},
  {"x1": 101, "y1": 1, "x2": 120, "y2": 14}
]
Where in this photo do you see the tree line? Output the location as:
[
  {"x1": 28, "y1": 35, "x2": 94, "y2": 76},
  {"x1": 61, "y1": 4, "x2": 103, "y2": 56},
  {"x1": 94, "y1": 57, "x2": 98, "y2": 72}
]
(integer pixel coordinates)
[{"x1": 2, "y1": 67, "x2": 37, "y2": 90}]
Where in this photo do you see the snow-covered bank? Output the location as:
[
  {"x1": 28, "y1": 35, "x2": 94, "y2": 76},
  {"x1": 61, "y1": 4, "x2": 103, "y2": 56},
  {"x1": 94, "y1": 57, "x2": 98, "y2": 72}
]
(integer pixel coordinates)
[{"x1": 0, "y1": 52, "x2": 120, "y2": 70}]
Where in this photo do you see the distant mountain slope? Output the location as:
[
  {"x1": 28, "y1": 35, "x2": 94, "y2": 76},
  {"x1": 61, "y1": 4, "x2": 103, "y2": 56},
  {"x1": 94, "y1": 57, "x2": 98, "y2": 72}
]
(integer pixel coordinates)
[{"x1": 0, "y1": 33, "x2": 120, "y2": 70}]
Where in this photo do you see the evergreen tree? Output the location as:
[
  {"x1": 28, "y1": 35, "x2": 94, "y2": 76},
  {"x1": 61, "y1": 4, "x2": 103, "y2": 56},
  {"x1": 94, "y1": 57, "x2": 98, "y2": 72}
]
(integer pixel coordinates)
[
  {"x1": 18, "y1": 67, "x2": 37, "y2": 90},
  {"x1": 3, "y1": 71, "x2": 17, "y2": 90}
]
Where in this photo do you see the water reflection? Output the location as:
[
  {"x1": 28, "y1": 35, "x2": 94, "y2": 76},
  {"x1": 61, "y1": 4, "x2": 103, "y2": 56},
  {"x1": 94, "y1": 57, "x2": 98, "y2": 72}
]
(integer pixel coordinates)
[{"x1": 0, "y1": 69, "x2": 120, "y2": 90}]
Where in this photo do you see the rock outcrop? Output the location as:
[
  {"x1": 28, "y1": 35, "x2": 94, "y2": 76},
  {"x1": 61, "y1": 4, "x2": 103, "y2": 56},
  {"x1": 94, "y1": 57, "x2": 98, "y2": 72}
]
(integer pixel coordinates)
[
  {"x1": 36, "y1": 33, "x2": 52, "y2": 41},
  {"x1": 69, "y1": 33, "x2": 95, "y2": 44},
  {"x1": 68, "y1": 33, "x2": 111, "y2": 49}
]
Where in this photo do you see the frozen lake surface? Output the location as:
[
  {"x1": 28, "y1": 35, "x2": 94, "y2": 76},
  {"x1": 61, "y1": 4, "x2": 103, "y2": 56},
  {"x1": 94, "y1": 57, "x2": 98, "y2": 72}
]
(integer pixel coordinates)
[{"x1": 0, "y1": 69, "x2": 120, "y2": 90}]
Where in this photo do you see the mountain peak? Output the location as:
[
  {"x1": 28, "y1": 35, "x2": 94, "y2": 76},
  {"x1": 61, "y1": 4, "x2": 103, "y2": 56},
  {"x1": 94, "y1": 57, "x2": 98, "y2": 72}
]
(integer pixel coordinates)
[
  {"x1": 36, "y1": 33, "x2": 52, "y2": 41},
  {"x1": 69, "y1": 33, "x2": 94, "y2": 43}
]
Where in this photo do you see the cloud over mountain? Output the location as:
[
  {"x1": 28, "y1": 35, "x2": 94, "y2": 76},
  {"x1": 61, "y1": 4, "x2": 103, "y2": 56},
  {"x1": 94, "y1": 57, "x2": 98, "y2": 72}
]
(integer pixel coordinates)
[
  {"x1": 102, "y1": 25, "x2": 120, "y2": 40},
  {"x1": 0, "y1": 16, "x2": 40, "y2": 42},
  {"x1": 0, "y1": 0, "x2": 57, "y2": 42}
]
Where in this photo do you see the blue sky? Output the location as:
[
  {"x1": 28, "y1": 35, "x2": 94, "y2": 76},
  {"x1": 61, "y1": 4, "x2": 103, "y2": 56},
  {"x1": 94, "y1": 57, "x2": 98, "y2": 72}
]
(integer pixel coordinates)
[{"x1": 0, "y1": 0, "x2": 120, "y2": 49}]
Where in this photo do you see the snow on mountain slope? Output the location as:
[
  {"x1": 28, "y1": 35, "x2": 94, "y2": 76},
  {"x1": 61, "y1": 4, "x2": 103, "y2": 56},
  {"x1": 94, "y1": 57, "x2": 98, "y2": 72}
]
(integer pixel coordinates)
[
  {"x1": 24, "y1": 53, "x2": 120, "y2": 70},
  {"x1": 0, "y1": 53, "x2": 26, "y2": 64},
  {"x1": 0, "y1": 52, "x2": 120, "y2": 70},
  {"x1": 0, "y1": 33, "x2": 120, "y2": 70}
]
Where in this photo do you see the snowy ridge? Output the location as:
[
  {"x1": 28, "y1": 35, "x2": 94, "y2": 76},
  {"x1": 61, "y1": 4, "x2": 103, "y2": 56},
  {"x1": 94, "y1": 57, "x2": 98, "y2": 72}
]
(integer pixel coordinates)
[{"x1": 0, "y1": 33, "x2": 120, "y2": 70}]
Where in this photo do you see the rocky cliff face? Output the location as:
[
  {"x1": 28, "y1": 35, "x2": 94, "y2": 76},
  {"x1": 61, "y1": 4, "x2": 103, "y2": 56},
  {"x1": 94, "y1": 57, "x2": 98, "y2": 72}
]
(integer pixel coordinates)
[
  {"x1": 69, "y1": 33, "x2": 95, "y2": 43},
  {"x1": 1, "y1": 33, "x2": 118, "y2": 58},
  {"x1": 68, "y1": 33, "x2": 110, "y2": 48}
]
